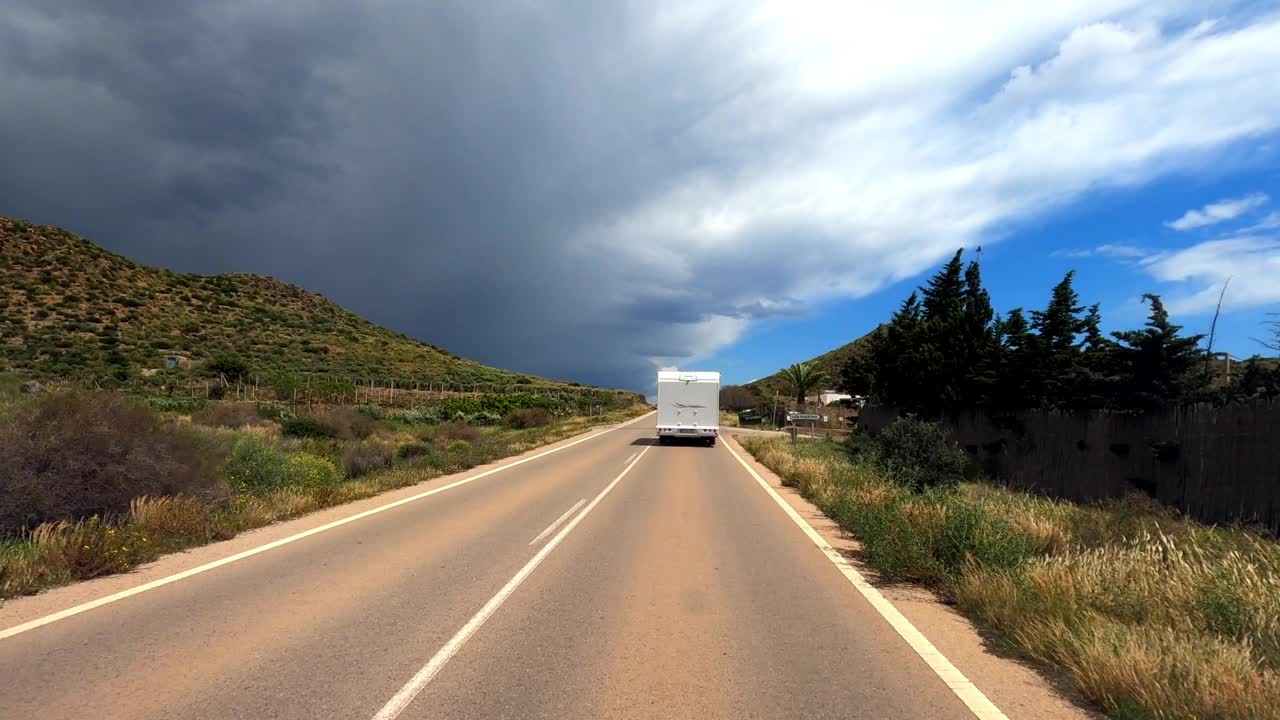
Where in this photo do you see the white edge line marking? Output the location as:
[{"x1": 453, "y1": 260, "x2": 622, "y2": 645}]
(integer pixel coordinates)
[
  {"x1": 371, "y1": 445, "x2": 652, "y2": 720},
  {"x1": 721, "y1": 440, "x2": 1009, "y2": 720},
  {"x1": 528, "y1": 498, "x2": 585, "y2": 545},
  {"x1": 0, "y1": 411, "x2": 656, "y2": 642}
]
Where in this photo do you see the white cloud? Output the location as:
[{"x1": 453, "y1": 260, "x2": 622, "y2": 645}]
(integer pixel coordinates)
[
  {"x1": 1052, "y1": 244, "x2": 1150, "y2": 258},
  {"x1": 1165, "y1": 192, "x2": 1271, "y2": 230},
  {"x1": 1238, "y1": 211, "x2": 1280, "y2": 233},
  {"x1": 582, "y1": 4, "x2": 1280, "y2": 369},
  {"x1": 1097, "y1": 244, "x2": 1151, "y2": 258},
  {"x1": 1141, "y1": 236, "x2": 1280, "y2": 314}
]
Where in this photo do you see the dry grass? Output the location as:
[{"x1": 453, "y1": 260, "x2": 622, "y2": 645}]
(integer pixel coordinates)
[{"x1": 741, "y1": 435, "x2": 1280, "y2": 720}]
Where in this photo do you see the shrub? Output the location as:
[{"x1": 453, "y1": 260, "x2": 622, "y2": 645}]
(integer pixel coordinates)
[
  {"x1": 0, "y1": 391, "x2": 224, "y2": 535},
  {"x1": 397, "y1": 442, "x2": 433, "y2": 460},
  {"x1": 318, "y1": 406, "x2": 376, "y2": 440},
  {"x1": 281, "y1": 415, "x2": 336, "y2": 439},
  {"x1": 225, "y1": 437, "x2": 289, "y2": 493},
  {"x1": 873, "y1": 416, "x2": 967, "y2": 492},
  {"x1": 389, "y1": 406, "x2": 442, "y2": 426},
  {"x1": 353, "y1": 404, "x2": 384, "y2": 419},
  {"x1": 473, "y1": 411, "x2": 502, "y2": 426},
  {"x1": 505, "y1": 407, "x2": 552, "y2": 429},
  {"x1": 205, "y1": 353, "x2": 251, "y2": 380},
  {"x1": 144, "y1": 396, "x2": 208, "y2": 414},
  {"x1": 342, "y1": 442, "x2": 395, "y2": 478},
  {"x1": 437, "y1": 420, "x2": 481, "y2": 443},
  {"x1": 256, "y1": 403, "x2": 294, "y2": 422},
  {"x1": 284, "y1": 453, "x2": 342, "y2": 489},
  {"x1": 445, "y1": 439, "x2": 478, "y2": 469},
  {"x1": 439, "y1": 393, "x2": 555, "y2": 419},
  {"x1": 191, "y1": 403, "x2": 269, "y2": 429}
]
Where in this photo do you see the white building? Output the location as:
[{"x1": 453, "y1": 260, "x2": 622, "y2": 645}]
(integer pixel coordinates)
[{"x1": 805, "y1": 390, "x2": 853, "y2": 406}]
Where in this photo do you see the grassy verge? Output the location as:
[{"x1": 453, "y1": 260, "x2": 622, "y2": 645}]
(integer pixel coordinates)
[
  {"x1": 0, "y1": 394, "x2": 648, "y2": 600},
  {"x1": 739, "y1": 433, "x2": 1280, "y2": 720}
]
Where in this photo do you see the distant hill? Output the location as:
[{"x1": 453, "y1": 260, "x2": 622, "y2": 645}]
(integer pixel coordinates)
[
  {"x1": 0, "y1": 216, "x2": 572, "y2": 389},
  {"x1": 746, "y1": 329, "x2": 880, "y2": 398}
]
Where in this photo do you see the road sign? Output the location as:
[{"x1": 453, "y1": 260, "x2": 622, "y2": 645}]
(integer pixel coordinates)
[{"x1": 790, "y1": 413, "x2": 821, "y2": 421}]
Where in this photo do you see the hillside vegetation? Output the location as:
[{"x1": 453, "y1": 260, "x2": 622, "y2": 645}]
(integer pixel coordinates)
[
  {"x1": 747, "y1": 330, "x2": 877, "y2": 398},
  {"x1": 0, "y1": 216, "x2": 567, "y2": 389}
]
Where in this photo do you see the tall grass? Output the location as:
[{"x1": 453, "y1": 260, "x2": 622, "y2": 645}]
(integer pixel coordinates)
[{"x1": 740, "y1": 435, "x2": 1280, "y2": 720}]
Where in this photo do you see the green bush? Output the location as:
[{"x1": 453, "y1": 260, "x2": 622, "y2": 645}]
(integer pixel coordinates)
[
  {"x1": 438, "y1": 393, "x2": 555, "y2": 419},
  {"x1": 1197, "y1": 573, "x2": 1253, "y2": 641},
  {"x1": 281, "y1": 415, "x2": 336, "y2": 439},
  {"x1": 873, "y1": 416, "x2": 967, "y2": 492},
  {"x1": 256, "y1": 403, "x2": 294, "y2": 422},
  {"x1": 284, "y1": 453, "x2": 342, "y2": 489},
  {"x1": 934, "y1": 498, "x2": 1030, "y2": 577},
  {"x1": 826, "y1": 483, "x2": 1031, "y2": 585},
  {"x1": 353, "y1": 404, "x2": 384, "y2": 419},
  {"x1": 445, "y1": 439, "x2": 478, "y2": 469},
  {"x1": 204, "y1": 351, "x2": 249, "y2": 379},
  {"x1": 143, "y1": 397, "x2": 208, "y2": 414},
  {"x1": 389, "y1": 406, "x2": 442, "y2": 426},
  {"x1": 225, "y1": 438, "x2": 289, "y2": 493},
  {"x1": 396, "y1": 442, "x2": 433, "y2": 460}
]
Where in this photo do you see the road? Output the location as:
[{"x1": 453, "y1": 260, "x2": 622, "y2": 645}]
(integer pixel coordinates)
[{"x1": 0, "y1": 414, "x2": 988, "y2": 720}]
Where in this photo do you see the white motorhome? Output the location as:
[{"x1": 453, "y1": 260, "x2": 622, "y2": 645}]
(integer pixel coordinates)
[{"x1": 656, "y1": 370, "x2": 720, "y2": 446}]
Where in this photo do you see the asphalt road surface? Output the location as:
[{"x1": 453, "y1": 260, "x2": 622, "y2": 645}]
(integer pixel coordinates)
[{"x1": 1, "y1": 414, "x2": 986, "y2": 719}]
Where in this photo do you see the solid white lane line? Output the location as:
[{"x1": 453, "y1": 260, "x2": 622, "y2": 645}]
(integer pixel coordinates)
[
  {"x1": 721, "y1": 440, "x2": 1009, "y2": 720},
  {"x1": 0, "y1": 411, "x2": 655, "y2": 642},
  {"x1": 529, "y1": 498, "x2": 585, "y2": 545},
  {"x1": 370, "y1": 445, "x2": 652, "y2": 720}
]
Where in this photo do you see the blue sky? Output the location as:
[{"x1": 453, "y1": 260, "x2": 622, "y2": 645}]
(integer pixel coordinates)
[{"x1": 709, "y1": 159, "x2": 1280, "y2": 386}]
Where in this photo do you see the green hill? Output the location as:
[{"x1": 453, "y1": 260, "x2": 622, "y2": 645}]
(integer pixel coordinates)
[
  {"x1": 0, "y1": 216, "x2": 572, "y2": 389},
  {"x1": 746, "y1": 329, "x2": 880, "y2": 397}
]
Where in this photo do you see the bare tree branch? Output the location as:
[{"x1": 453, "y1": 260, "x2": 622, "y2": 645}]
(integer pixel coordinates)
[
  {"x1": 1255, "y1": 312, "x2": 1280, "y2": 353},
  {"x1": 1204, "y1": 278, "x2": 1230, "y2": 382}
]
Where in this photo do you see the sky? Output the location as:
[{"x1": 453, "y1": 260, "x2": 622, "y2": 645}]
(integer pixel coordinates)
[{"x1": 2, "y1": 1, "x2": 1279, "y2": 392}]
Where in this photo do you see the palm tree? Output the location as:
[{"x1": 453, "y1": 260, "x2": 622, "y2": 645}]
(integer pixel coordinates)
[{"x1": 779, "y1": 362, "x2": 827, "y2": 407}]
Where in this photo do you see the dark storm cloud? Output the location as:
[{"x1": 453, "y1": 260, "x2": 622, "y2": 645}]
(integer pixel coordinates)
[{"x1": 0, "y1": 0, "x2": 764, "y2": 390}]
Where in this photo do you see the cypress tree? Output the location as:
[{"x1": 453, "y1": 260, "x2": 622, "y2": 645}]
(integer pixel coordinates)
[
  {"x1": 921, "y1": 249, "x2": 966, "y2": 321},
  {"x1": 1110, "y1": 294, "x2": 1205, "y2": 411},
  {"x1": 1030, "y1": 271, "x2": 1090, "y2": 408}
]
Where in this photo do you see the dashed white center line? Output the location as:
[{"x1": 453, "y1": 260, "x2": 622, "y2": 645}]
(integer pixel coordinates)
[
  {"x1": 624, "y1": 451, "x2": 638, "y2": 466},
  {"x1": 371, "y1": 446, "x2": 652, "y2": 720},
  {"x1": 529, "y1": 498, "x2": 586, "y2": 546}
]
